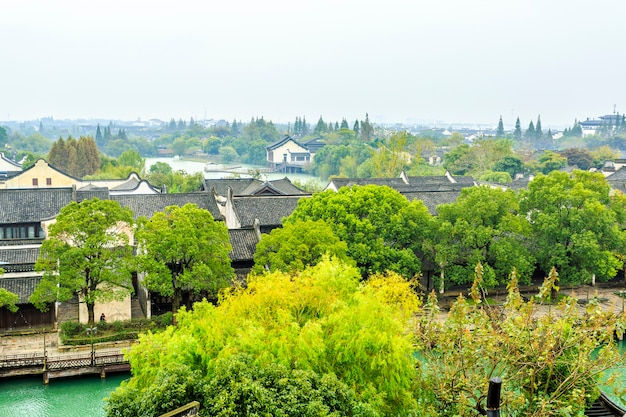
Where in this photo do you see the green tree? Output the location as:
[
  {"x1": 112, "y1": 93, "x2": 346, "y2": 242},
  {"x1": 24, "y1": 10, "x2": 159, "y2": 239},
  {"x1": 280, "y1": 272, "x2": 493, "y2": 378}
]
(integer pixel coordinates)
[
  {"x1": 314, "y1": 116, "x2": 327, "y2": 135},
  {"x1": 360, "y1": 113, "x2": 374, "y2": 142},
  {"x1": 524, "y1": 120, "x2": 536, "y2": 141},
  {"x1": 288, "y1": 185, "x2": 432, "y2": 278},
  {"x1": 75, "y1": 136, "x2": 100, "y2": 177},
  {"x1": 535, "y1": 114, "x2": 543, "y2": 141},
  {"x1": 252, "y1": 220, "x2": 352, "y2": 274},
  {"x1": 519, "y1": 170, "x2": 626, "y2": 284},
  {"x1": 148, "y1": 161, "x2": 173, "y2": 175},
  {"x1": 95, "y1": 124, "x2": 103, "y2": 147},
  {"x1": 493, "y1": 155, "x2": 524, "y2": 179},
  {"x1": 0, "y1": 288, "x2": 19, "y2": 313},
  {"x1": 560, "y1": 148, "x2": 594, "y2": 170},
  {"x1": 514, "y1": 117, "x2": 522, "y2": 141},
  {"x1": 0, "y1": 269, "x2": 19, "y2": 313},
  {"x1": 105, "y1": 258, "x2": 420, "y2": 416},
  {"x1": 370, "y1": 131, "x2": 410, "y2": 177},
  {"x1": 135, "y1": 204, "x2": 234, "y2": 318},
  {"x1": 435, "y1": 186, "x2": 535, "y2": 287},
  {"x1": 537, "y1": 150, "x2": 567, "y2": 174},
  {"x1": 496, "y1": 115, "x2": 505, "y2": 137},
  {"x1": 0, "y1": 126, "x2": 8, "y2": 148},
  {"x1": 117, "y1": 149, "x2": 145, "y2": 173},
  {"x1": 31, "y1": 198, "x2": 135, "y2": 324},
  {"x1": 417, "y1": 271, "x2": 625, "y2": 417}
]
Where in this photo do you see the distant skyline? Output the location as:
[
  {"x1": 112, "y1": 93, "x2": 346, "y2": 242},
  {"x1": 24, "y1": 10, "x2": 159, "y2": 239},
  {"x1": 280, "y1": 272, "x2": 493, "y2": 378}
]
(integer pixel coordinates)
[{"x1": 2, "y1": 0, "x2": 625, "y2": 130}]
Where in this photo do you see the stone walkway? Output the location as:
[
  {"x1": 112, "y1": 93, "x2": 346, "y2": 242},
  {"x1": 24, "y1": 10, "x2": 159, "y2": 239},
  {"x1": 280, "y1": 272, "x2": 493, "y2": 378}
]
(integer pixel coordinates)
[{"x1": 0, "y1": 330, "x2": 135, "y2": 358}]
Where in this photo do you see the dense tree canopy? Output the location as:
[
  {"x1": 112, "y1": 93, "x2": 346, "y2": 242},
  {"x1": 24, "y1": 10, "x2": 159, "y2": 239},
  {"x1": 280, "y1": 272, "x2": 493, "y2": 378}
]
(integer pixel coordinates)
[
  {"x1": 48, "y1": 135, "x2": 100, "y2": 177},
  {"x1": 252, "y1": 219, "x2": 352, "y2": 274},
  {"x1": 287, "y1": 185, "x2": 432, "y2": 278},
  {"x1": 31, "y1": 198, "x2": 135, "y2": 324},
  {"x1": 135, "y1": 203, "x2": 234, "y2": 317},
  {"x1": 430, "y1": 186, "x2": 535, "y2": 290},
  {"x1": 519, "y1": 170, "x2": 626, "y2": 284},
  {"x1": 106, "y1": 258, "x2": 420, "y2": 416}
]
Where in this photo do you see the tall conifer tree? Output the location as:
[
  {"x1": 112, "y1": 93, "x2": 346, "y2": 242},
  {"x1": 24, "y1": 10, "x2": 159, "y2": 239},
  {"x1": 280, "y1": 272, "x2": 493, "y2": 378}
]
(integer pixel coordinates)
[
  {"x1": 514, "y1": 117, "x2": 522, "y2": 141},
  {"x1": 496, "y1": 116, "x2": 505, "y2": 137}
]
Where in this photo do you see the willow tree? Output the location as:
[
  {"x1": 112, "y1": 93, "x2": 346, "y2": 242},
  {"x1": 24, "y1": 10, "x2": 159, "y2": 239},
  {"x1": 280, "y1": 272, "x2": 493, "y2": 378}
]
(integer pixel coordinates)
[
  {"x1": 135, "y1": 203, "x2": 234, "y2": 318},
  {"x1": 106, "y1": 258, "x2": 421, "y2": 416},
  {"x1": 31, "y1": 198, "x2": 135, "y2": 324}
]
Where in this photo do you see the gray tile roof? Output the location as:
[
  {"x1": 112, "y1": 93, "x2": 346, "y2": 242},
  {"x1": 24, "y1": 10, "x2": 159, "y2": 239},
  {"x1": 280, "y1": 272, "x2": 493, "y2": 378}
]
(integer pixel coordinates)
[
  {"x1": 0, "y1": 188, "x2": 74, "y2": 223},
  {"x1": 0, "y1": 276, "x2": 42, "y2": 303},
  {"x1": 402, "y1": 190, "x2": 464, "y2": 215},
  {"x1": 203, "y1": 178, "x2": 262, "y2": 195},
  {"x1": 111, "y1": 193, "x2": 222, "y2": 220},
  {"x1": 203, "y1": 178, "x2": 305, "y2": 196},
  {"x1": 606, "y1": 166, "x2": 626, "y2": 182},
  {"x1": 110, "y1": 176, "x2": 141, "y2": 191},
  {"x1": 0, "y1": 246, "x2": 40, "y2": 267},
  {"x1": 228, "y1": 228, "x2": 259, "y2": 262},
  {"x1": 406, "y1": 175, "x2": 475, "y2": 186},
  {"x1": 76, "y1": 187, "x2": 111, "y2": 202},
  {"x1": 233, "y1": 195, "x2": 308, "y2": 227},
  {"x1": 328, "y1": 178, "x2": 411, "y2": 191}
]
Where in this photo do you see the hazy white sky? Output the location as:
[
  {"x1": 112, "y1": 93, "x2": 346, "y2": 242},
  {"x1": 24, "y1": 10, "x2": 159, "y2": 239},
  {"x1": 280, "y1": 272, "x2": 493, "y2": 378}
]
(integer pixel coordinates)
[{"x1": 1, "y1": 0, "x2": 625, "y2": 129}]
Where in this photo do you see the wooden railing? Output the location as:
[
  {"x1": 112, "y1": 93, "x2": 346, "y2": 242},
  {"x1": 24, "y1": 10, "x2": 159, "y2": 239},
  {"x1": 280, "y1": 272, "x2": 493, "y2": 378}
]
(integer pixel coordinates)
[{"x1": 0, "y1": 350, "x2": 127, "y2": 371}]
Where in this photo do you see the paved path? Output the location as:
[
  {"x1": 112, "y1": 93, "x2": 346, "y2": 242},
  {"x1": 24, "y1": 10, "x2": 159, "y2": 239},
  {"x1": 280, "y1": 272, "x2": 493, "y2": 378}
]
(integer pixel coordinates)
[{"x1": 0, "y1": 331, "x2": 135, "y2": 358}]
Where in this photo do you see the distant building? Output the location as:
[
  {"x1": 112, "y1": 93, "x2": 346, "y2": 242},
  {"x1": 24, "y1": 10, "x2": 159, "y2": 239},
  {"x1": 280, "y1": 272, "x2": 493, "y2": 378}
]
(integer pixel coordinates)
[
  {"x1": 580, "y1": 113, "x2": 624, "y2": 136},
  {"x1": 266, "y1": 135, "x2": 325, "y2": 173}
]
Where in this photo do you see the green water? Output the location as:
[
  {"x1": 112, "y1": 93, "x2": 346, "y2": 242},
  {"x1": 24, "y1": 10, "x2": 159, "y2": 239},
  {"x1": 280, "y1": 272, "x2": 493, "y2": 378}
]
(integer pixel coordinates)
[{"x1": 0, "y1": 373, "x2": 128, "y2": 417}]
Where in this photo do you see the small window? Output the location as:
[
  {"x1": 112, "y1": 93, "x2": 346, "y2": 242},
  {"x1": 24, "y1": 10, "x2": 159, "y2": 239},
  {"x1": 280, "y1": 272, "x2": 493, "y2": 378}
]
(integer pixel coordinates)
[
  {"x1": 32, "y1": 178, "x2": 38, "y2": 186},
  {"x1": 46, "y1": 178, "x2": 52, "y2": 186}
]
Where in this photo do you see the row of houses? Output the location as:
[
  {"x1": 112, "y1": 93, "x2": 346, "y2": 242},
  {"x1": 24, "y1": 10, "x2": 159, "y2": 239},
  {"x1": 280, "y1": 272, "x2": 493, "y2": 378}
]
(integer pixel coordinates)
[{"x1": 4, "y1": 152, "x2": 626, "y2": 331}]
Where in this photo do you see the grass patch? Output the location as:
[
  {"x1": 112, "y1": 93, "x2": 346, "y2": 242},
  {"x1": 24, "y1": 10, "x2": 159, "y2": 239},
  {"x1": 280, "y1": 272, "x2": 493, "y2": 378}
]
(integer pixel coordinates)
[{"x1": 60, "y1": 313, "x2": 173, "y2": 346}]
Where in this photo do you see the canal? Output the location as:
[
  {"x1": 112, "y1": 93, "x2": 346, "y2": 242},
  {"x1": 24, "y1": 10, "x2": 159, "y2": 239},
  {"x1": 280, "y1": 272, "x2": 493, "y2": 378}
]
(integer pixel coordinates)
[{"x1": 0, "y1": 373, "x2": 129, "y2": 417}]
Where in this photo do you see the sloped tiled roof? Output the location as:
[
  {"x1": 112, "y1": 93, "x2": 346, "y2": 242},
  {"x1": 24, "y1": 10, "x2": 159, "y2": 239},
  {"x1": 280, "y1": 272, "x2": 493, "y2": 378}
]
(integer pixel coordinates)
[
  {"x1": 75, "y1": 187, "x2": 111, "y2": 202},
  {"x1": 233, "y1": 195, "x2": 308, "y2": 227},
  {"x1": 0, "y1": 188, "x2": 74, "y2": 223},
  {"x1": 0, "y1": 276, "x2": 42, "y2": 303},
  {"x1": 405, "y1": 175, "x2": 476, "y2": 186},
  {"x1": 110, "y1": 176, "x2": 141, "y2": 191},
  {"x1": 228, "y1": 228, "x2": 259, "y2": 262},
  {"x1": 111, "y1": 193, "x2": 222, "y2": 220},
  {"x1": 266, "y1": 135, "x2": 303, "y2": 151},
  {"x1": 262, "y1": 178, "x2": 305, "y2": 195},
  {"x1": 402, "y1": 190, "x2": 464, "y2": 215},
  {"x1": 606, "y1": 166, "x2": 626, "y2": 182},
  {"x1": 0, "y1": 246, "x2": 40, "y2": 266},
  {"x1": 327, "y1": 178, "x2": 411, "y2": 192},
  {"x1": 203, "y1": 178, "x2": 262, "y2": 195},
  {"x1": 241, "y1": 178, "x2": 306, "y2": 196},
  {"x1": 204, "y1": 178, "x2": 305, "y2": 196}
]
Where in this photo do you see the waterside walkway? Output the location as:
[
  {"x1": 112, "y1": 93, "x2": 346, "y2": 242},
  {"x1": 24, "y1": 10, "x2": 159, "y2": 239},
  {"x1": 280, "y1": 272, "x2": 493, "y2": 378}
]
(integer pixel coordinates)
[{"x1": 0, "y1": 330, "x2": 133, "y2": 383}]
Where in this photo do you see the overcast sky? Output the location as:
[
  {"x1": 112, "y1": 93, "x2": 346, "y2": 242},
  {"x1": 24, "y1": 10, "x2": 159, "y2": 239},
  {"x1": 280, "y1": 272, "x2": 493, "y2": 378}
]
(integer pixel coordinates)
[{"x1": 1, "y1": 0, "x2": 625, "y2": 129}]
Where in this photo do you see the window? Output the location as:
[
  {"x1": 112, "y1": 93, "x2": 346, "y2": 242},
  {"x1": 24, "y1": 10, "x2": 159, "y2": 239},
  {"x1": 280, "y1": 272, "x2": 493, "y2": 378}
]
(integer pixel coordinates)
[
  {"x1": 32, "y1": 178, "x2": 38, "y2": 186},
  {"x1": 46, "y1": 178, "x2": 52, "y2": 186}
]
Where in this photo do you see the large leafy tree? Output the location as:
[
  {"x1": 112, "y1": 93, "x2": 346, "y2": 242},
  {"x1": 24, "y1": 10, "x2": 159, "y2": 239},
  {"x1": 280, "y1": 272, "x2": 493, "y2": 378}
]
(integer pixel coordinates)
[
  {"x1": 105, "y1": 258, "x2": 420, "y2": 416},
  {"x1": 135, "y1": 203, "x2": 234, "y2": 317},
  {"x1": 287, "y1": 185, "x2": 432, "y2": 278},
  {"x1": 519, "y1": 170, "x2": 626, "y2": 284},
  {"x1": 252, "y1": 219, "x2": 352, "y2": 274},
  {"x1": 429, "y1": 186, "x2": 534, "y2": 290},
  {"x1": 31, "y1": 198, "x2": 135, "y2": 324}
]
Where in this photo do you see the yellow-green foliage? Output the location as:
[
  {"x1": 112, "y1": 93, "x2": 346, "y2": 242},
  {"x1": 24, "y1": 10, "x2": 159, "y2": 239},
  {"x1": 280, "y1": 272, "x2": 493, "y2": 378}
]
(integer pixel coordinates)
[
  {"x1": 416, "y1": 269, "x2": 626, "y2": 417},
  {"x1": 112, "y1": 257, "x2": 421, "y2": 416}
]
